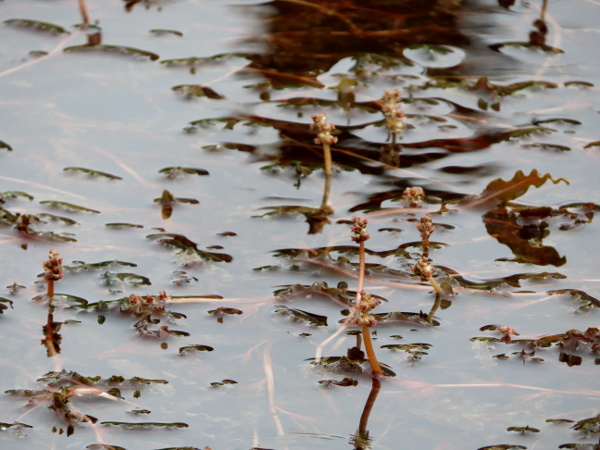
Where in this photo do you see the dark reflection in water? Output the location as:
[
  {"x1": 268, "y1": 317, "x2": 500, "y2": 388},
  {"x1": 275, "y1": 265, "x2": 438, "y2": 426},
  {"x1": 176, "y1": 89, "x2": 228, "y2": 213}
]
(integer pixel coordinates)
[{"x1": 349, "y1": 376, "x2": 381, "y2": 450}]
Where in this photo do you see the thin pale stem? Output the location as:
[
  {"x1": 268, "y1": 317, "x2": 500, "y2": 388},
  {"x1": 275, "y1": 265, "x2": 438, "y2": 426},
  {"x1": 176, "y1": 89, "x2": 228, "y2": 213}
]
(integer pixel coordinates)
[
  {"x1": 78, "y1": 0, "x2": 90, "y2": 26},
  {"x1": 356, "y1": 241, "x2": 365, "y2": 306},
  {"x1": 427, "y1": 293, "x2": 441, "y2": 324},
  {"x1": 320, "y1": 169, "x2": 332, "y2": 211},
  {"x1": 362, "y1": 325, "x2": 383, "y2": 376},
  {"x1": 427, "y1": 275, "x2": 444, "y2": 296}
]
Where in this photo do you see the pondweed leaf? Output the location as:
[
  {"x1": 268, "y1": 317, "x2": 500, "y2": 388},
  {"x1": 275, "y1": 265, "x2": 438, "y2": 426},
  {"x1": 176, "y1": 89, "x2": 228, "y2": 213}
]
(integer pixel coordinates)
[
  {"x1": 63, "y1": 44, "x2": 159, "y2": 60},
  {"x1": 318, "y1": 377, "x2": 358, "y2": 387},
  {"x1": 159, "y1": 167, "x2": 209, "y2": 178},
  {"x1": 547, "y1": 289, "x2": 600, "y2": 309},
  {"x1": 63, "y1": 167, "x2": 122, "y2": 180},
  {"x1": 39, "y1": 200, "x2": 100, "y2": 214},
  {"x1": 4, "y1": 18, "x2": 69, "y2": 35},
  {"x1": 0, "y1": 421, "x2": 32, "y2": 430},
  {"x1": 466, "y1": 169, "x2": 569, "y2": 207},
  {"x1": 149, "y1": 29, "x2": 183, "y2": 37},
  {"x1": 100, "y1": 421, "x2": 188, "y2": 429},
  {"x1": 275, "y1": 305, "x2": 328, "y2": 326},
  {"x1": 146, "y1": 233, "x2": 232, "y2": 262},
  {"x1": 172, "y1": 85, "x2": 224, "y2": 99},
  {"x1": 0, "y1": 191, "x2": 33, "y2": 202},
  {"x1": 105, "y1": 222, "x2": 144, "y2": 228},
  {"x1": 0, "y1": 297, "x2": 14, "y2": 314},
  {"x1": 0, "y1": 140, "x2": 13, "y2": 151},
  {"x1": 179, "y1": 345, "x2": 214, "y2": 354}
]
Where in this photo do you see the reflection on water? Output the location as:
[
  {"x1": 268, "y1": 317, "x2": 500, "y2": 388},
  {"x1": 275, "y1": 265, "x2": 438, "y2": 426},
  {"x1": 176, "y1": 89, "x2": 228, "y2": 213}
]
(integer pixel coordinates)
[{"x1": 1, "y1": 0, "x2": 600, "y2": 448}]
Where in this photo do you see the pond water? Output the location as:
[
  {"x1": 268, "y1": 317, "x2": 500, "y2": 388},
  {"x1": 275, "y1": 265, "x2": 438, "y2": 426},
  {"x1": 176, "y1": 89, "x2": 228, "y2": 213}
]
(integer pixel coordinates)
[{"x1": 1, "y1": 1, "x2": 599, "y2": 449}]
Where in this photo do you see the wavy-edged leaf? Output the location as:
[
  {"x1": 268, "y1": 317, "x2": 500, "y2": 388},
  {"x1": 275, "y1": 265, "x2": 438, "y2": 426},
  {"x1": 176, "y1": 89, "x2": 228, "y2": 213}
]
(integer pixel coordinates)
[
  {"x1": 0, "y1": 191, "x2": 33, "y2": 202},
  {"x1": 105, "y1": 222, "x2": 144, "y2": 228},
  {"x1": 64, "y1": 44, "x2": 159, "y2": 61},
  {"x1": 548, "y1": 289, "x2": 600, "y2": 309},
  {"x1": 318, "y1": 377, "x2": 358, "y2": 387},
  {"x1": 63, "y1": 167, "x2": 122, "y2": 180},
  {"x1": 469, "y1": 169, "x2": 569, "y2": 207}
]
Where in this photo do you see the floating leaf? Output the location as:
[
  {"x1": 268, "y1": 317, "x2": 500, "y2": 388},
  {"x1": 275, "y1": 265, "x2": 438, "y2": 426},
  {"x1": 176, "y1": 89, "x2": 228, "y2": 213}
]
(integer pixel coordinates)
[
  {"x1": 64, "y1": 44, "x2": 159, "y2": 60},
  {"x1": 39, "y1": 200, "x2": 100, "y2": 214},
  {"x1": 571, "y1": 414, "x2": 600, "y2": 435},
  {"x1": 0, "y1": 421, "x2": 32, "y2": 429},
  {"x1": 0, "y1": 191, "x2": 33, "y2": 202},
  {"x1": 210, "y1": 379, "x2": 237, "y2": 386},
  {"x1": 0, "y1": 297, "x2": 14, "y2": 314},
  {"x1": 172, "y1": 85, "x2": 224, "y2": 99},
  {"x1": 275, "y1": 305, "x2": 328, "y2": 326},
  {"x1": 467, "y1": 169, "x2": 569, "y2": 207},
  {"x1": 4, "y1": 18, "x2": 69, "y2": 35},
  {"x1": 477, "y1": 446, "x2": 527, "y2": 450},
  {"x1": 146, "y1": 233, "x2": 232, "y2": 262},
  {"x1": 86, "y1": 444, "x2": 126, "y2": 450},
  {"x1": 507, "y1": 426, "x2": 540, "y2": 434},
  {"x1": 0, "y1": 140, "x2": 13, "y2": 151},
  {"x1": 179, "y1": 345, "x2": 214, "y2": 354},
  {"x1": 207, "y1": 307, "x2": 242, "y2": 323},
  {"x1": 149, "y1": 29, "x2": 183, "y2": 37},
  {"x1": 105, "y1": 222, "x2": 144, "y2": 228},
  {"x1": 63, "y1": 167, "x2": 122, "y2": 180},
  {"x1": 112, "y1": 272, "x2": 151, "y2": 286},
  {"x1": 159, "y1": 167, "x2": 209, "y2": 178},
  {"x1": 100, "y1": 421, "x2": 188, "y2": 429},
  {"x1": 547, "y1": 289, "x2": 600, "y2": 309},
  {"x1": 318, "y1": 377, "x2": 358, "y2": 387}
]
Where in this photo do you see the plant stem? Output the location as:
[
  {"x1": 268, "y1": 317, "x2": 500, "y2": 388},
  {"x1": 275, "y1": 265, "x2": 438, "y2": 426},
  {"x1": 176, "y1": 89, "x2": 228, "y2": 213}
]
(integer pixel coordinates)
[
  {"x1": 78, "y1": 0, "x2": 90, "y2": 26},
  {"x1": 355, "y1": 241, "x2": 365, "y2": 308},
  {"x1": 47, "y1": 280, "x2": 54, "y2": 298},
  {"x1": 362, "y1": 325, "x2": 383, "y2": 376},
  {"x1": 427, "y1": 293, "x2": 441, "y2": 324},
  {"x1": 427, "y1": 275, "x2": 444, "y2": 296}
]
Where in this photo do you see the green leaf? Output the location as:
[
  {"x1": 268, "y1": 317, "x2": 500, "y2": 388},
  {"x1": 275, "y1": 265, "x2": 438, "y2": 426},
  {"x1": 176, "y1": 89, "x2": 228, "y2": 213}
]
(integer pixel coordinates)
[
  {"x1": 39, "y1": 200, "x2": 100, "y2": 213},
  {"x1": 4, "y1": 18, "x2": 69, "y2": 35},
  {"x1": 64, "y1": 44, "x2": 159, "y2": 61},
  {"x1": 63, "y1": 167, "x2": 122, "y2": 180}
]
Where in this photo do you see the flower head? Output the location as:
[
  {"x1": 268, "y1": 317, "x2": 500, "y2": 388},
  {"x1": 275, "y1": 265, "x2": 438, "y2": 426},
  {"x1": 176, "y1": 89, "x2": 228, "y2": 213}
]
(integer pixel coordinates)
[
  {"x1": 350, "y1": 216, "x2": 370, "y2": 243},
  {"x1": 402, "y1": 186, "x2": 425, "y2": 207},
  {"x1": 417, "y1": 214, "x2": 435, "y2": 242},
  {"x1": 412, "y1": 256, "x2": 434, "y2": 282},
  {"x1": 43, "y1": 249, "x2": 64, "y2": 282},
  {"x1": 311, "y1": 113, "x2": 338, "y2": 146}
]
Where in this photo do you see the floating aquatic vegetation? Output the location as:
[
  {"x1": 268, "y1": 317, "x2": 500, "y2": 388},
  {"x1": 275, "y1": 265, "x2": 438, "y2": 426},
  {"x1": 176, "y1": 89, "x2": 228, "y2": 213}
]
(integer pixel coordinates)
[
  {"x1": 149, "y1": 29, "x2": 183, "y2": 37},
  {"x1": 153, "y1": 189, "x2": 199, "y2": 220},
  {"x1": 63, "y1": 44, "x2": 159, "y2": 60},
  {"x1": 3, "y1": 18, "x2": 69, "y2": 35},
  {"x1": 179, "y1": 345, "x2": 214, "y2": 354},
  {"x1": 0, "y1": 297, "x2": 14, "y2": 313},
  {"x1": 318, "y1": 377, "x2": 358, "y2": 388},
  {"x1": 99, "y1": 421, "x2": 188, "y2": 429},
  {"x1": 171, "y1": 85, "x2": 224, "y2": 100},
  {"x1": 5, "y1": 370, "x2": 168, "y2": 436},
  {"x1": 275, "y1": 305, "x2": 328, "y2": 327},
  {"x1": 548, "y1": 289, "x2": 600, "y2": 310},
  {"x1": 159, "y1": 167, "x2": 209, "y2": 178},
  {"x1": 0, "y1": 140, "x2": 13, "y2": 151},
  {"x1": 146, "y1": 232, "x2": 232, "y2": 262},
  {"x1": 63, "y1": 167, "x2": 122, "y2": 180},
  {"x1": 39, "y1": 200, "x2": 100, "y2": 214},
  {"x1": 207, "y1": 307, "x2": 242, "y2": 323}
]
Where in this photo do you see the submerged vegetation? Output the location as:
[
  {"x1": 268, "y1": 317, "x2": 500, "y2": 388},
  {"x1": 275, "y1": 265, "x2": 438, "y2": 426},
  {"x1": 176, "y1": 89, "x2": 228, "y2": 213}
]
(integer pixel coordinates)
[{"x1": 1, "y1": 0, "x2": 599, "y2": 448}]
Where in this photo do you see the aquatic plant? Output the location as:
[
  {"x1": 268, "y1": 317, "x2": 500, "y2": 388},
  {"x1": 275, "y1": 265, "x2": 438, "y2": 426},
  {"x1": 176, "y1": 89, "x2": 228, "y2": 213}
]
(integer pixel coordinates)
[
  {"x1": 348, "y1": 217, "x2": 383, "y2": 376},
  {"x1": 42, "y1": 249, "x2": 64, "y2": 299},
  {"x1": 311, "y1": 113, "x2": 337, "y2": 215}
]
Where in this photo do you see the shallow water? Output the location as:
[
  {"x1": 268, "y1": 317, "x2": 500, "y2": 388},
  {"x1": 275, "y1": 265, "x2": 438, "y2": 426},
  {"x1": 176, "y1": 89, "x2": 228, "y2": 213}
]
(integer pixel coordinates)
[{"x1": 1, "y1": 1, "x2": 599, "y2": 449}]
